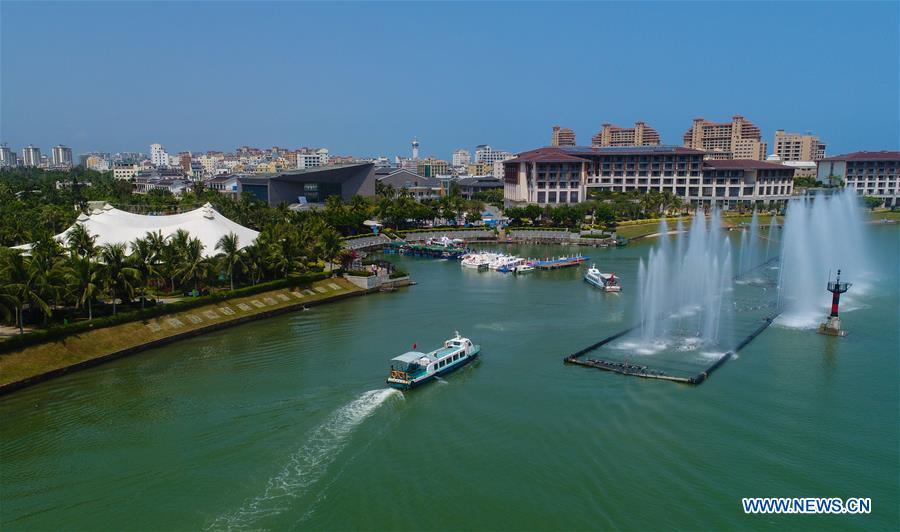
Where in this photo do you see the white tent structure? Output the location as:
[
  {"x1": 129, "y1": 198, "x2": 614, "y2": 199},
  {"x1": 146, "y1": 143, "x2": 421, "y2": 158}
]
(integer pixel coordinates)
[{"x1": 26, "y1": 203, "x2": 259, "y2": 258}]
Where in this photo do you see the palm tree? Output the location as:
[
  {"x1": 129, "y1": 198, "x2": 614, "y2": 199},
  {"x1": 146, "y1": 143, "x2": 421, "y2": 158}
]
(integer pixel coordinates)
[
  {"x1": 66, "y1": 223, "x2": 97, "y2": 259},
  {"x1": 242, "y1": 242, "x2": 264, "y2": 285},
  {"x1": 66, "y1": 255, "x2": 99, "y2": 320},
  {"x1": 0, "y1": 251, "x2": 50, "y2": 334},
  {"x1": 98, "y1": 242, "x2": 138, "y2": 315},
  {"x1": 215, "y1": 232, "x2": 244, "y2": 291},
  {"x1": 178, "y1": 237, "x2": 209, "y2": 294},
  {"x1": 130, "y1": 236, "x2": 158, "y2": 309},
  {"x1": 319, "y1": 228, "x2": 343, "y2": 273}
]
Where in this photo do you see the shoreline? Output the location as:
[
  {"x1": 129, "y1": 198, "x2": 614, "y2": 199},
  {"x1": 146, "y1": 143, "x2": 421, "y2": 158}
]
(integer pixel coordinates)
[{"x1": 0, "y1": 277, "x2": 409, "y2": 396}]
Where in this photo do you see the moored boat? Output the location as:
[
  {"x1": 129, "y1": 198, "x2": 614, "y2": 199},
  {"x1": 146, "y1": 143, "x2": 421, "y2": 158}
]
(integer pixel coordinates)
[
  {"x1": 387, "y1": 332, "x2": 480, "y2": 390},
  {"x1": 584, "y1": 265, "x2": 621, "y2": 292},
  {"x1": 513, "y1": 263, "x2": 535, "y2": 274}
]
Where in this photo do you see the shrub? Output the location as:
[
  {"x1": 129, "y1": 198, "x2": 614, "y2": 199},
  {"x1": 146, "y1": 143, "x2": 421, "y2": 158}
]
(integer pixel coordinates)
[
  {"x1": 389, "y1": 269, "x2": 409, "y2": 279},
  {"x1": 345, "y1": 269, "x2": 375, "y2": 277}
]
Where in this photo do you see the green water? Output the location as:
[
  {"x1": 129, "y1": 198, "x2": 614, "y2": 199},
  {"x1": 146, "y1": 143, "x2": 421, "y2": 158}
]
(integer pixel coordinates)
[{"x1": 1, "y1": 227, "x2": 898, "y2": 530}]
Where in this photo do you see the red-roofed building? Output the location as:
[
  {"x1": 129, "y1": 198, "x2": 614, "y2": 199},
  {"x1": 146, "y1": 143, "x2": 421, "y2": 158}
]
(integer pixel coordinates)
[{"x1": 817, "y1": 151, "x2": 899, "y2": 207}]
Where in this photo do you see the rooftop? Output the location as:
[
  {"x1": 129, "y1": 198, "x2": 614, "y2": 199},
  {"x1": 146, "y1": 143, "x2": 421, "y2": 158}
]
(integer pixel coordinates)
[{"x1": 820, "y1": 151, "x2": 900, "y2": 162}]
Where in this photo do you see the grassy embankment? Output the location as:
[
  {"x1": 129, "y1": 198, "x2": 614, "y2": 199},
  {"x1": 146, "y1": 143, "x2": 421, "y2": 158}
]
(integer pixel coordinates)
[
  {"x1": 615, "y1": 210, "x2": 897, "y2": 240},
  {"x1": 0, "y1": 277, "x2": 359, "y2": 390}
]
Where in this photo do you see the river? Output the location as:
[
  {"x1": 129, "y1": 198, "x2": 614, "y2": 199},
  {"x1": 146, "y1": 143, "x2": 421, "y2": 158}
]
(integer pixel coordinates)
[{"x1": 1, "y1": 226, "x2": 897, "y2": 530}]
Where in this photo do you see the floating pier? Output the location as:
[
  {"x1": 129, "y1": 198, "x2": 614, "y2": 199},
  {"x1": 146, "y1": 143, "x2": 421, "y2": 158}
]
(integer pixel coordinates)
[{"x1": 564, "y1": 312, "x2": 781, "y2": 385}]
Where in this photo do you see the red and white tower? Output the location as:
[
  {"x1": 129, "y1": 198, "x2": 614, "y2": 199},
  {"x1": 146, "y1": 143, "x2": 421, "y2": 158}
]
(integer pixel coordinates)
[{"x1": 818, "y1": 269, "x2": 851, "y2": 337}]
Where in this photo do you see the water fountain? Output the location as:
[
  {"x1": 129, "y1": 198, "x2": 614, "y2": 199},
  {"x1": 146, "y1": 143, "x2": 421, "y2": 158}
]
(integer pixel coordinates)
[
  {"x1": 635, "y1": 209, "x2": 733, "y2": 351},
  {"x1": 777, "y1": 189, "x2": 870, "y2": 328}
]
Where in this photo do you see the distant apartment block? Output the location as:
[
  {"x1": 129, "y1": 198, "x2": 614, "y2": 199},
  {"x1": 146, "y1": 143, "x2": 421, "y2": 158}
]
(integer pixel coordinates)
[
  {"x1": 591, "y1": 121, "x2": 661, "y2": 147},
  {"x1": 475, "y1": 144, "x2": 513, "y2": 165},
  {"x1": 683, "y1": 115, "x2": 767, "y2": 160},
  {"x1": 452, "y1": 148, "x2": 471, "y2": 168},
  {"x1": 817, "y1": 151, "x2": 899, "y2": 207},
  {"x1": 417, "y1": 157, "x2": 449, "y2": 178},
  {"x1": 773, "y1": 130, "x2": 826, "y2": 162},
  {"x1": 503, "y1": 145, "x2": 793, "y2": 207},
  {"x1": 0, "y1": 143, "x2": 16, "y2": 167},
  {"x1": 51, "y1": 145, "x2": 73, "y2": 168},
  {"x1": 550, "y1": 126, "x2": 577, "y2": 147},
  {"x1": 296, "y1": 148, "x2": 329, "y2": 169},
  {"x1": 150, "y1": 143, "x2": 169, "y2": 167},
  {"x1": 21, "y1": 145, "x2": 41, "y2": 167},
  {"x1": 113, "y1": 163, "x2": 140, "y2": 180}
]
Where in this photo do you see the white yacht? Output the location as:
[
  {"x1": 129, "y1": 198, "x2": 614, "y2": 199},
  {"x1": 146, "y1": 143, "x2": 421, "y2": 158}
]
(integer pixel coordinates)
[
  {"x1": 584, "y1": 265, "x2": 621, "y2": 292},
  {"x1": 461, "y1": 252, "x2": 498, "y2": 270}
]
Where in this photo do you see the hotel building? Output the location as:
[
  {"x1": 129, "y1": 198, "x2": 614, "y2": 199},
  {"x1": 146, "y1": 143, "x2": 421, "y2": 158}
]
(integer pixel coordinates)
[
  {"x1": 550, "y1": 126, "x2": 577, "y2": 147},
  {"x1": 773, "y1": 130, "x2": 826, "y2": 162},
  {"x1": 683, "y1": 115, "x2": 767, "y2": 160},
  {"x1": 503, "y1": 145, "x2": 794, "y2": 207},
  {"x1": 591, "y1": 121, "x2": 661, "y2": 147},
  {"x1": 816, "y1": 151, "x2": 899, "y2": 207}
]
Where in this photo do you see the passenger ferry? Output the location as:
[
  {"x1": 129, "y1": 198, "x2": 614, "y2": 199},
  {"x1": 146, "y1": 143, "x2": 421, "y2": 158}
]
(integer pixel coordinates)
[
  {"x1": 584, "y1": 265, "x2": 621, "y2": 292},
  {"x1": 387, "y1": 332, "x2": 480, "y2": 390}
]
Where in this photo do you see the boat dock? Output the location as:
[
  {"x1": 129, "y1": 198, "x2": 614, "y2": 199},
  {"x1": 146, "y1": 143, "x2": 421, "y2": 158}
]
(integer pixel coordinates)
[{"x1": 533, "y1": 256, "x2": 588, "y2": 270}]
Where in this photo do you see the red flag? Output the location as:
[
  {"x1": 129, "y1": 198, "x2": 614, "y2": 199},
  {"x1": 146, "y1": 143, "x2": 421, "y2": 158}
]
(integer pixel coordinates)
[{"x1": 412, "y1": 343, "x2": 417, "y2": 350}]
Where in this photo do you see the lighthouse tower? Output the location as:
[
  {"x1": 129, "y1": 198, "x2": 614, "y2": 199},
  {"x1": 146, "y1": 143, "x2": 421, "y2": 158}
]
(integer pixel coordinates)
[
  {"x1": 411, "y1": 138, "x2": 419, "y2": 161},
  {"x1": 818, "y1": 269, "x2": 852, "y2": 337}
]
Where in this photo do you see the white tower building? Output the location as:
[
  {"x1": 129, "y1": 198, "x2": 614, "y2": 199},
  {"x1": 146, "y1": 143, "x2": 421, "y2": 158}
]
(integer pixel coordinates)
[
  {"x1": 412, "y1": 138, "x2": 420, "y2": 160},
  {"x1": 150, "y1": 143, "x2": 169, "y2": 167}
]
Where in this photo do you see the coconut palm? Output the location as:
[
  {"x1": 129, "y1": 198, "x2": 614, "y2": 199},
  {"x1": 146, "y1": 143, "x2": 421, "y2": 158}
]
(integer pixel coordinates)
[
  {"x1": 98, "y1": 242, "x2": 139, "y2": 315},
  {"x1": 66, "y1": 255, "x2": 99, "y2": 319},
  {"x1": 178, "y1": 237, "x2": 209, "y2": 294},
  {"x1": 66, "y1": 223, "x2": 97, "y2": 259},
  {"x1": 1, "y1": 251, "x2": 50, "y2": 334},
  {"x1": 215, "y1": 232, "x2": 244, "y2": 290},
  {"x1": 130, "y1": 236, "x2": 159, "y2": 309},
  {"x1": 242, "y1": 242, "x2": 264, "y2": 285},
  {"x1": 319, "y1": 228, "x2": 343, "y2": 273}
]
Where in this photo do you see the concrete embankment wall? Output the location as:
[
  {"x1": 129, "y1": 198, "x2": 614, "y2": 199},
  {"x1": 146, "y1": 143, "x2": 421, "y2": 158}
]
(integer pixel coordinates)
[{"x1": 0, "y1": 277, "x2": 408, "y2": 396}]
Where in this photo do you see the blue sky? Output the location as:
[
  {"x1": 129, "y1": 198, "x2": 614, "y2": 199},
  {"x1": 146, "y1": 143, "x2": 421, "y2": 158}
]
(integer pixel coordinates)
[{"x1": 2, "y1": 1, "x2": 898, "y2": 159}]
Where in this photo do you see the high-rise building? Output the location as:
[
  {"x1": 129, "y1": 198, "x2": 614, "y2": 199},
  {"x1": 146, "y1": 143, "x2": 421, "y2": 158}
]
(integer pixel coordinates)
[
  {"x1": 591, "y1": 121, "x2": 661, "y2": 147},
  {"x1": 21, "y1": 145, "x2": 41, "y2": 167},
  {"x1": 550, "y1": 125, "x2": 577, "y2": 146},
  {"x1": 178, "y1": 152, "x2": 193, "y2": 175},
  {"x1": 51, "y1": 145, "x2": 73, "y2": 167},
  {"x1": 452, "y1": 149, "x2": 471, "y2": 168},
  {"x1": 411, "y1": 138, "x2": 420, "y2": 160},
  {"x1": 150, "y1": 143, "x2": 169, "y2": 167},
  {"x1": 683, "y1": 115, "x2": 767, "y2": 160},
  {"x1": 0, "y1": 143, "x2": 15, "y2": 167},
  {"x1": 773, "y1": 130, "x2": 826, "y2": 162}
]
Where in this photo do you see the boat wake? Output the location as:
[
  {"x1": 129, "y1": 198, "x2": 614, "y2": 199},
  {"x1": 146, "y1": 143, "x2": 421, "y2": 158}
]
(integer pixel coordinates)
[{"x1": 208, "y1": 388, "x2": 402, "y2": 530}]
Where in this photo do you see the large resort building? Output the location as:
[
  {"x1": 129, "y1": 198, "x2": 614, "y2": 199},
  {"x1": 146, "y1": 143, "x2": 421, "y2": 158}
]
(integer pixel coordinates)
[
  {"x1": 816, "y1": 151, "x2": 899, "y2": 207},
  {"x1": 503, "y1": 145, "x2": 794, "y2": 208},
  {"x1": 683, "y1": 115, "x2": 767, "y2": 160},
  {"x1": 591, "y1": 121, "x2": 661, "y2": 147}
]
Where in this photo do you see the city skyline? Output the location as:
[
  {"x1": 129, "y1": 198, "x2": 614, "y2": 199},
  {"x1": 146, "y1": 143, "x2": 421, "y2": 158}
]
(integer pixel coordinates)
[{"x1": 2, "y1": 2, "x2": 898, "y2": 158}]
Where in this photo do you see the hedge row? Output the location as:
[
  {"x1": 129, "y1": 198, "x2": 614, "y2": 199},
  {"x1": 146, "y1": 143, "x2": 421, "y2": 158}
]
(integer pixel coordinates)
[
  {"x1": 345, "y1": 269, "x2": 375, "y2": 277},
  {"x1": 0, "y1": 272, "x2": 330, "y2": 355}
]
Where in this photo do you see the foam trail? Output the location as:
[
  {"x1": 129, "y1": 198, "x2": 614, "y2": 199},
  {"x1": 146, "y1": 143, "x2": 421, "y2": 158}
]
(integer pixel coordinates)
[{"x1": 209, "y1": 388, "x2": 402, "y2": 530}]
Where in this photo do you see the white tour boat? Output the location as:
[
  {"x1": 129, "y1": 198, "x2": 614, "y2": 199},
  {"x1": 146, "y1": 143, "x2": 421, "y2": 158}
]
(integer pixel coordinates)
[
  {"x1": 584, "y1": 265, "x2": 621, "y2": 292},
  {"x1": 387, "y1": 332, "x2": 480, "y2": 390}
]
